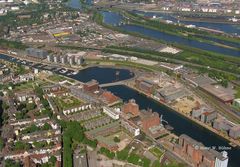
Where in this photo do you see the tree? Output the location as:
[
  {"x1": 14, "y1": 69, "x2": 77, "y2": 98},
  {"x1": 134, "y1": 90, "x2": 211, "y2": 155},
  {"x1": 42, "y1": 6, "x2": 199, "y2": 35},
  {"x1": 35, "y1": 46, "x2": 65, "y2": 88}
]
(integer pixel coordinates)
[
  {"x1": 15, "y1": 109, "x2": 29, "y2": 120},
  {"x1": 34, "y1": 86, "x2": 44, "y2": 98},
  {"x1": 15, "y1": 141, "x2": 30, "y2": 150},
  {"x1": 33, "y1": 141, "x2": 45, "y2": 149},
  {"x1": 114, "y1": 136, "x2": 120, "y2": 143},
  {"x1": 0, "y1": 137, "x2": 4, "y2": 150},
  {"x1": 63, "y1": 121, "x2": 86, "y2": 167},
  {"x1": 17, "y1": 103, "x2": 26, "y2": 111},
  {"x1": 42, "y1": 123, "x2": 51, "y2": 131},
  {"x1": 83, "y1": 138, "x2": 97, "y2": 148},
  {"x1": 2, "y1": 112, "x2": 9, "y2": 124},
  {"x1": 116, "y1": 148, "x2": 129, "y2": 160},
  {"x1": 42, "y1": 99, "x2": 50, "y2": 108},
  {"x1": 22, "y1": 124, "x2": 40, "y2": 134},
  {"x1": 42, "y1": 109, "x2": 53, "y2": 117},
  {"x1": 26, "y1": 103, "x2": 36, "y2": 111},
  {"x1": 16, "y1": 65, "x2": 26, "y2": 75},
  {"x1": 99, "y1": 147, "x2": 115, "y2": 159},
  {"x1": 2, "y1": 101, "x2": 9, "y2": 110},
  {"x1": 142, "y1": 157, "x2": 151, "y2": 167},
  {"x1": 49, "y1": 156, "x2": 57, "y2": 165},
  {"x1": 5, "y1": 159, "x2": 21, "y2": 167},
  {"x1": 152, "y1": 160, "x2": 160, "y2": 167}
]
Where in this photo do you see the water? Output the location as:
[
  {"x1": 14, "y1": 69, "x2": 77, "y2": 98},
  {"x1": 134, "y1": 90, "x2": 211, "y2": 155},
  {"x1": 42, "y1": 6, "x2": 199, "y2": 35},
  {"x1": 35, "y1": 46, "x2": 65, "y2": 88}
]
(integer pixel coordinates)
[
  {"x1": 193, "y1": 35, "x2": 240, "y2": 49},
  {"x1": 66, "y1": 0, "x2": 82, "y2": 9},
  {"x1": 102, "y1": 11, "x2": 124, "y2": 26},
  {"x1": 132, "y1": 10, "x2": 240, "y2": 49},
  {"x1": 133, "y1": 10, "x2": 240, "y2": 36},
  {"x1": 102, "y1": 11, "x2": 240, "y2": 57},
  {"x1": 0, "y1": 54, "x2": 134, "y2": 85},
  {"x1": 105, "y1": 85, "x2": 240, "y2": 167},
  {"x1": 66, "y1": 0, "x2": 92, "y2": 9},
  {"x1": 0, "y1": 53, "x2": 240, "y2": 166},
  {"x1": 120, "y1": 24, "x2": 240, "y2": 57},
  {"x1": 86, "y1": 0, "x2": 92, "y2": 6},
  {"x1": 71, "y1": 66, "x2": 134, "y2": 84}
]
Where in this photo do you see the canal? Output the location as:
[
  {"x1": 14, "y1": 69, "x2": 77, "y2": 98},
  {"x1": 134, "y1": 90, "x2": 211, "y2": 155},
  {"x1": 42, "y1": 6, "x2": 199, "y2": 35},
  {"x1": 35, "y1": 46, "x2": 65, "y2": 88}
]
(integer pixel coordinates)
[
  {"x1": 105, "y1": 85, "x2": 240, "y2": 167},
  {"x1": 0, "y1": 53, "x2": 240, "y2": 166}
]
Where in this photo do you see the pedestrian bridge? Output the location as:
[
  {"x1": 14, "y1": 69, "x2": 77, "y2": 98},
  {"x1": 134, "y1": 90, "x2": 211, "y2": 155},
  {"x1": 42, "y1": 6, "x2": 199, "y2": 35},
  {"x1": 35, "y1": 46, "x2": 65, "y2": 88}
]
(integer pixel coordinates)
[{"x1": 99, "y1": 81, "x2": 125, "y2": 87}]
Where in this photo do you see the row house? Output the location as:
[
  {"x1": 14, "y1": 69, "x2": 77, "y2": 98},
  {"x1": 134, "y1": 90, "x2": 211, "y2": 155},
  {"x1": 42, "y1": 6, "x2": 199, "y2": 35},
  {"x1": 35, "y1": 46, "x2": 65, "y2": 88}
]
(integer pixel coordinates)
[{"x1": 63, "y1": 104, "x2": 92, "y2": 115}]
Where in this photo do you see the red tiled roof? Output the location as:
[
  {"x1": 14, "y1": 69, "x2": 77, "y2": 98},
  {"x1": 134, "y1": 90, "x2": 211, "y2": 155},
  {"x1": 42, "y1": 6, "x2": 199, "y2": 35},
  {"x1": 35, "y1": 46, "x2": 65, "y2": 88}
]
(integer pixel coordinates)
[{"x1": 100, "y1": 91, "x2": 119, "y2": 104}]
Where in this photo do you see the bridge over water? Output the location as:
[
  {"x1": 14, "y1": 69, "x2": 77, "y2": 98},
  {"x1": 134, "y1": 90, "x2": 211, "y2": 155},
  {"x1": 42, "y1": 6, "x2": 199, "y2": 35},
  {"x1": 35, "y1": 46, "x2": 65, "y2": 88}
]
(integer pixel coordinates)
[{"x1": 99, "y1": 81, "x2": 125, "y2": 87}]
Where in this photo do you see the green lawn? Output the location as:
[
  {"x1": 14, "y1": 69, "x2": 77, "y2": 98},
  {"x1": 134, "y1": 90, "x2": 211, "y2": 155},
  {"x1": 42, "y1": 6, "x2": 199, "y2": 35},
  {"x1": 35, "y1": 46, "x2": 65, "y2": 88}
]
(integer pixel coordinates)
[
  {"x1": 235, "y1": 87, "x2": 240, "y2": 98},
  {"x1": 14, "y1": 82, "x2": 34, "y2": 91},
  {"x1": 149, "y1": 147, "x2": 164, "y2": 159},
  {"x1": 54, "y1": 96, "x2": 82, "y2": 110},
  {"x1": 48, "y1": 75, "x2": 66, "y2": 82}
]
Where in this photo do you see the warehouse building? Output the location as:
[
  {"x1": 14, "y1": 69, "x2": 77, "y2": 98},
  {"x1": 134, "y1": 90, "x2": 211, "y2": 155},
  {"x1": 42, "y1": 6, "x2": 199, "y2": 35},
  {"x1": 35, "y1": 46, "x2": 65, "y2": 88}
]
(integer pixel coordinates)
[
  {"x1": 83, "y1": 79, "x2": 99, "y2": 92},
  {"x1": 140, "y1": 109, "x2": 161, "y2": 132},
  {"x1": 213, "y1": 118, "x2": 240, "y2": 139},
  {"x1": 122, "y1": 99, "x2": 140, "y2": 117},
  {"x1": 201, "y1": 84, "x2": 235, "y2": 104},
  {"x1": 191, "y1": 104, "x2": 217, "y2": 124},
  {"x1": 173, "y1": 134, "x2": 228, "y2": 167},
  {"x1": 135, "y1": 78, "x2": 156, "y2": 94},
  {"x1": 156, "y1": 85, "x2": 188, "y2": 103},
  {"x1": 229, "y1": 126, "x2": 240, "y2": 139}
]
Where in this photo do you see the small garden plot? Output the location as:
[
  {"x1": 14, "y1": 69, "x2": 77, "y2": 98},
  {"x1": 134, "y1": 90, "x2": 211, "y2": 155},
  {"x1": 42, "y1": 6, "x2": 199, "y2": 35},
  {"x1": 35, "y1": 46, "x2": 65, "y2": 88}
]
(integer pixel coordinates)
[
  {"x1": 105, "y1": 131, "x2": 132, "y2": 150},
  {"x1": 105, "y1": 131, "x2": 130, "y2": 142},
  {"x1": 149, "y1": 146, "x2": 164, "y2": 159},
  {"x1": 54, "y1": 95, "x2": 82, "y2": 110},
  {"x1": 126, "y1": 140, "x2": 145, "y2": 155},
  {"x1": 48, "y1": 74, "x2": 75, "y2": 83}
]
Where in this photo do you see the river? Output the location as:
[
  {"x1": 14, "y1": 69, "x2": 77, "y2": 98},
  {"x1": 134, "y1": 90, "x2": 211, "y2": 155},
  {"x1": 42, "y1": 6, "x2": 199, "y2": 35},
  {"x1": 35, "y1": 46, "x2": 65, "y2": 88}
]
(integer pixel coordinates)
[
  {"x1": 133, "y1": 10, "x2": 240, "y2": 36},
  {"x1": 66, "y1": 0, "x2": 82, "y2": 9},
  {"x1": 132, "y1": 10, "x2": 240, "y2": 48},
  {"x1": 66, "y1": 0, "x2": 92, "y2": 9},
  {"x1": 102, "y1": 11, "x2": 240, "y2": 57}
]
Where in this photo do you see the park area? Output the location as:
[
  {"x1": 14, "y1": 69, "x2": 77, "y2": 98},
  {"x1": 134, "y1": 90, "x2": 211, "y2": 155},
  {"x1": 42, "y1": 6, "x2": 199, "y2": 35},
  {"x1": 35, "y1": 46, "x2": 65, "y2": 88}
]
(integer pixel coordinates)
[{"x1": 105, "y1": 130, "x2": 132, "y2": 151}]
